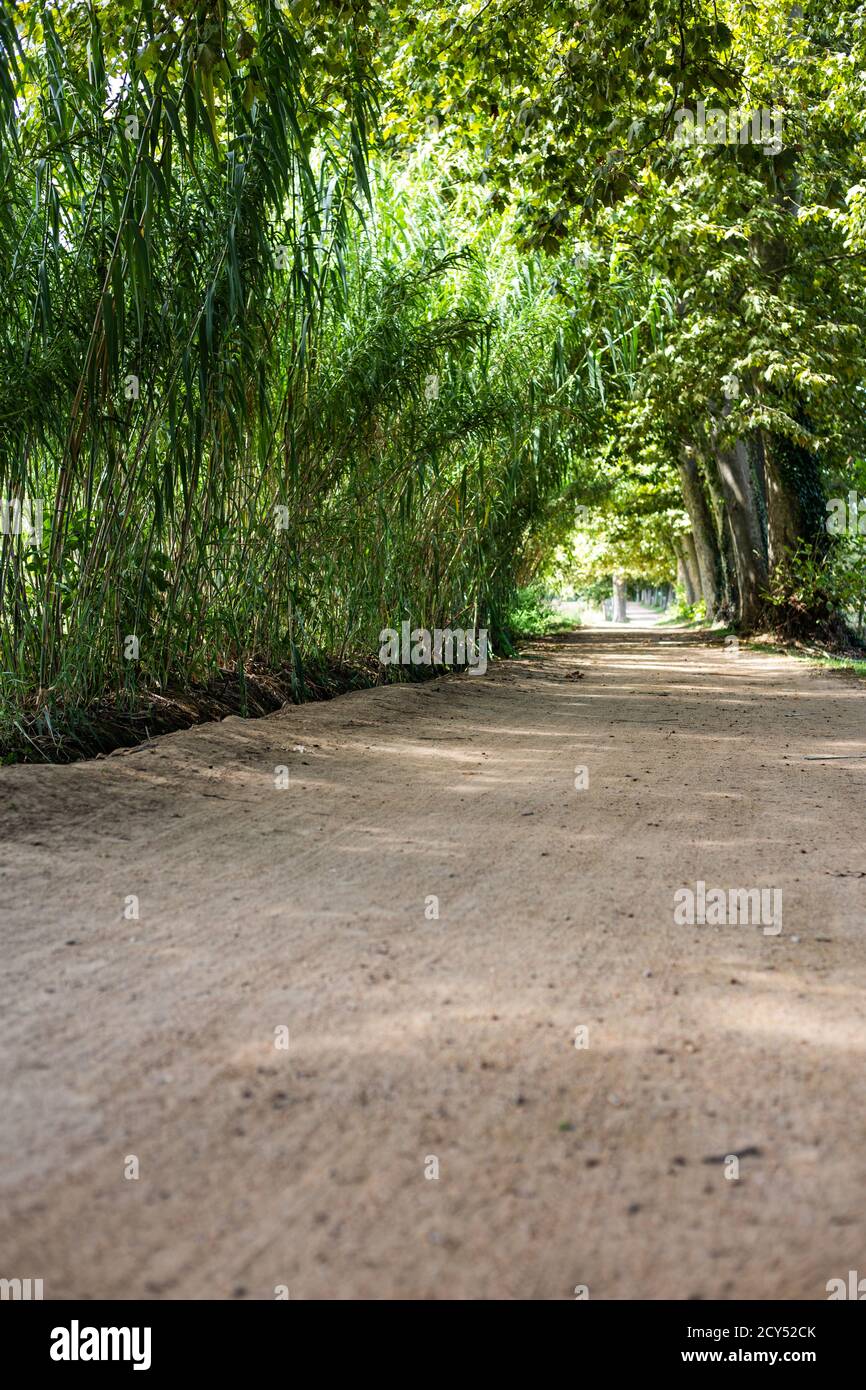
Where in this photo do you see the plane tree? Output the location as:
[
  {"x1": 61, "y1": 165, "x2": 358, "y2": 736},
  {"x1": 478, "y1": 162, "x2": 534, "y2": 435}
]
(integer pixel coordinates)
[{"x1": 378, "y1": 0, "x2": 866, "y2": 635}]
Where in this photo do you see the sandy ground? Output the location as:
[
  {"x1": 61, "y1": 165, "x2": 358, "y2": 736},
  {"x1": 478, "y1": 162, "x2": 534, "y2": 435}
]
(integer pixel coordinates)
[{"x1": 1, "y1": 618, "x2": 865, "y2": 1301}]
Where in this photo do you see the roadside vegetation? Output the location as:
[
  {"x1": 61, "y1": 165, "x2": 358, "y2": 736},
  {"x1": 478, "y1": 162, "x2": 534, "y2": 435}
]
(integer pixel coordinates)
[{"x1": 2, "y1": 2, "x2": 865, "y2": 760}]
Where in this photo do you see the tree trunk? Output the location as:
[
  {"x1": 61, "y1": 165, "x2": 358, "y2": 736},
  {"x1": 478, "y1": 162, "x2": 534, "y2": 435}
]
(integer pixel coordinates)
[
  {"x1": 712, "y1": 435, "x2": 769, "y2": 631},
  {"x1": 760, "y1": 426, "x2": 828, "y2": 571},
  {"x1": 683, "y1": 532, "x2": 702, "y2": 602},
  {"x1": 612, "y1": 571, "x2": 628, "y2": 622},
  {"x1": 751, "y1": 174, "x2": 828, "y2": 577},
  {"x1": 677, "y1": 451, "x2": 721, "y2": 619},
  {"x1": 702, "y1": 450, "x2": 739, "y2": 622},
  {"x1": 743, "y1": 78, "x2": 837, "y2": 635},
  {"x1": 673, "y1": 536, "x2": 697, "y2": 603}
]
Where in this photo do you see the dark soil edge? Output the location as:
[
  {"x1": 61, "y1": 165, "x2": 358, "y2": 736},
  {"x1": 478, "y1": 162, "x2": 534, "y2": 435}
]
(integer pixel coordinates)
[{"x1": 1, "y1": 653, "x2": 491, "y2": 766}]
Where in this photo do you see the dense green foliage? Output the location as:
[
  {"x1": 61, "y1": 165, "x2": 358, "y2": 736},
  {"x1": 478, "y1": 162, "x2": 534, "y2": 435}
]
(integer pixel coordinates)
[
  {"x1": 381, "y1": 1, "x2": 866, "y2": 633},
  {"x1": 1, "y1": 2, "x2": 865, "y2": 757}
]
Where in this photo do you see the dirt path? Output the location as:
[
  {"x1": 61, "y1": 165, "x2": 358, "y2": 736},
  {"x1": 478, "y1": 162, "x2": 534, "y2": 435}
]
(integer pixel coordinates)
[{"x1": 2, "y1": 625, "x2": 865, "y2": 1300}]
